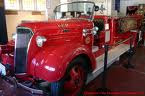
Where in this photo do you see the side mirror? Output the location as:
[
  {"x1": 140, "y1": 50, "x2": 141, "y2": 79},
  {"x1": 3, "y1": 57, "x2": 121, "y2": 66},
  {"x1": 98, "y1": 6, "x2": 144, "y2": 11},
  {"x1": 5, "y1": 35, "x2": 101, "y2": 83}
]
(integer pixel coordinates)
[{"x1": 95, "y1": 6, "x2": 99, "y2": 11}]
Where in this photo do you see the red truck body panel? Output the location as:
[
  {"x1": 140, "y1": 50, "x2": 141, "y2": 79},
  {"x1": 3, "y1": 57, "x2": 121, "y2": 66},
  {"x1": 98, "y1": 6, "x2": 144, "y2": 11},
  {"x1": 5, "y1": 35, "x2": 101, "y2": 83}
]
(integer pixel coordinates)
[{"x1": 0, "y1": 15, "x2": 141, "y2": 82}]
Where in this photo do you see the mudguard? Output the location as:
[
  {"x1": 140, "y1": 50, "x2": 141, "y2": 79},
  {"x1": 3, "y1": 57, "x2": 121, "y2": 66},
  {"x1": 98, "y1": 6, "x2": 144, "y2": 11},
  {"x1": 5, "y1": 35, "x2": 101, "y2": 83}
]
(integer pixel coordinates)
[{"x1": 28, "y1": 43, "x2": 95, "y2": 82}]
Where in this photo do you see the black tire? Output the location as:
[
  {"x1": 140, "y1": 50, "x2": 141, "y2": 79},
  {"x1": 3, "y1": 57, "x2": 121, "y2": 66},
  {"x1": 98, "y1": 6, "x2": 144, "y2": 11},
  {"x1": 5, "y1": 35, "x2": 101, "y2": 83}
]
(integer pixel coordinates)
[{"x1": 51, "y1": 57, "x2": 87, "y2": 96}]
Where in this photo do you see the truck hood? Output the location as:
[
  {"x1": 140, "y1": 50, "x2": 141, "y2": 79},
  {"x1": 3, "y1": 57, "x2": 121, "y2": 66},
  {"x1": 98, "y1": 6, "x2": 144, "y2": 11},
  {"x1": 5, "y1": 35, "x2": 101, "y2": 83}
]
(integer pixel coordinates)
[{"x1": 18, "y1": 18, "x2": 91, "y2": 34}]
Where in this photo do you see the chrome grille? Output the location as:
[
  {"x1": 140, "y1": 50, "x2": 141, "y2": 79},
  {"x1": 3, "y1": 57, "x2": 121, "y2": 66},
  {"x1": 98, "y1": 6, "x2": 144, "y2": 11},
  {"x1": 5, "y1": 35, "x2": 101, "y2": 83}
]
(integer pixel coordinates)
[{"x1": 15, "y1": 28, "x2": 33, "y2": 73}]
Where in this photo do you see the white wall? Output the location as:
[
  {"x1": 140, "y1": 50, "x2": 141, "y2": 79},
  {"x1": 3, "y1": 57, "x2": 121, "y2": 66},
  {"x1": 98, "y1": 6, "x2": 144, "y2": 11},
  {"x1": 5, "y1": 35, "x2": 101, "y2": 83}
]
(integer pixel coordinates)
[
  {"x1": 120, "y1": 0, "x2": 145, "y2": 16},
  {"x1": 47, "y1": 0, "x2": 60, "y2": 18},
  {"x1": 60, "y1": 0, "x2": 68, "y2": 3},
  {"x1": 111, "y1": 0, "x2": 118, "y2": 16}
]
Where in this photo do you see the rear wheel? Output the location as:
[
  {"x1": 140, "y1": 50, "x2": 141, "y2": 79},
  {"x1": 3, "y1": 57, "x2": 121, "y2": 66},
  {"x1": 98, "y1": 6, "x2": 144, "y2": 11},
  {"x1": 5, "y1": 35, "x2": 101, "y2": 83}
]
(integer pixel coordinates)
[{"x1": 51, "y1": 58, "x2": 87, "y2": 96}]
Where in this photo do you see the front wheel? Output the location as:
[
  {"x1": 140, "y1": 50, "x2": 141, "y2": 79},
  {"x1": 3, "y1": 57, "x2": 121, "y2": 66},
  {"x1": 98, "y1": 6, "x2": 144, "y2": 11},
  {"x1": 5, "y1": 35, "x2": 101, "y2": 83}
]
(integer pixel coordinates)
[{"x1": 51, "y1": 58, "x2": 87, "y2": 96}]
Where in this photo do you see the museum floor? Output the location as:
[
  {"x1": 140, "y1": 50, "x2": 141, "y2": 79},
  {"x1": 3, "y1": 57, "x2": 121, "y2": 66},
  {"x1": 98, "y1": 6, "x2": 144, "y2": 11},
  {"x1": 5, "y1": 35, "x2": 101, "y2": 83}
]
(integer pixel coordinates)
[{"x1": 0, "y1": 46, "x2": 145, "y2": 96}]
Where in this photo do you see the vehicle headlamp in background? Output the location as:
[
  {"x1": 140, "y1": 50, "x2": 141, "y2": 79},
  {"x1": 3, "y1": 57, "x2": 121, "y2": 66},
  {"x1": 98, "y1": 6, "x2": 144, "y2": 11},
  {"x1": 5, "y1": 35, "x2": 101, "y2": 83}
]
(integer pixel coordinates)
[
  {"x1": 36, "y1": 36, "x2": 47, "y2": 47},
  {"x1": 12, "y1": 33, "x2": 16, "y2": 40}
]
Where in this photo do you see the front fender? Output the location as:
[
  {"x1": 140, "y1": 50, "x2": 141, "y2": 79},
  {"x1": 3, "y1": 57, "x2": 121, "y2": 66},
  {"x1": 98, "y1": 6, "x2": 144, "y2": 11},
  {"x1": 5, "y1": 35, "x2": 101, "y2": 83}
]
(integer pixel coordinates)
[{"x1": 29, "y1": 43, "x2": 95, "y2": 82}]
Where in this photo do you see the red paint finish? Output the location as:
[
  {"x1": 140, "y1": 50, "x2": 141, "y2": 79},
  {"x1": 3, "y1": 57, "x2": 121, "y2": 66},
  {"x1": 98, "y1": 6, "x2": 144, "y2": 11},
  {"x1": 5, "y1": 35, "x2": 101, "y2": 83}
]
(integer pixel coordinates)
[
  {"x1": 0, "y1": 12, "x2": 141, "y2": 85},
  {"x1": 0, "y1": 40, "x2": 14, "y2": 68},
  {"x1": 0, "y1": 2, "x2": 143, "y2": 95},
  {"x1": 94, "y1": 15, "x2": 142, "y2": 47},
  {"x1": 19, "y1": 19, "x2": 95, "y2": 82}
]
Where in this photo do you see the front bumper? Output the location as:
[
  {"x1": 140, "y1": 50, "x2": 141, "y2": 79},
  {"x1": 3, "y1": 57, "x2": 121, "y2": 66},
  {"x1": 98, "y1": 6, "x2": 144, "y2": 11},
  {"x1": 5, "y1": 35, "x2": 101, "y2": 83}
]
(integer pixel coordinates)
[
  {"x1": 0, "y1": 62, "x2": 50, "y2": 96},
  {"x1": 1, "y1": 75, "x2": 50, "y2": 95}
]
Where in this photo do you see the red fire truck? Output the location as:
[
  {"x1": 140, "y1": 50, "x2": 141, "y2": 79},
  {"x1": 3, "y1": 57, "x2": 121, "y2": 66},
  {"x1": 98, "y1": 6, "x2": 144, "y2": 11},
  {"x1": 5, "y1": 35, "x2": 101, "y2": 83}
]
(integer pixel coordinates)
[{"x1": 0, "y1": 1, "x2": 142, "y2": 96}]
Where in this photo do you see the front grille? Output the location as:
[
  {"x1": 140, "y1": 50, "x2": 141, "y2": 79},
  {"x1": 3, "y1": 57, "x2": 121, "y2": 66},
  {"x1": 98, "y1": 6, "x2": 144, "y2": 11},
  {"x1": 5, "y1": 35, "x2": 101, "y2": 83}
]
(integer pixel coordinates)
[{"x1": 15, "y1": 28, "x2": 33, "y2": 73}]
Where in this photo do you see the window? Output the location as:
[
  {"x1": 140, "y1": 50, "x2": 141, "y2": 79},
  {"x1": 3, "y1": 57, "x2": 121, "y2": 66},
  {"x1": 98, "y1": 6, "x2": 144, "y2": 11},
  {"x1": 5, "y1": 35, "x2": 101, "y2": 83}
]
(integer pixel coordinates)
[
  {"x1": 36, "y1": 0, "x2": 46, "y2": 11},
  {"x1": 5, "y1": 0, "x2": 19, "y2": 10},
  {"x1": 5, "y1": 0, "x2": 47, "y2": 11},
  {"x1": 22, "y1": 0, "x2": 35, "y2": 11}
]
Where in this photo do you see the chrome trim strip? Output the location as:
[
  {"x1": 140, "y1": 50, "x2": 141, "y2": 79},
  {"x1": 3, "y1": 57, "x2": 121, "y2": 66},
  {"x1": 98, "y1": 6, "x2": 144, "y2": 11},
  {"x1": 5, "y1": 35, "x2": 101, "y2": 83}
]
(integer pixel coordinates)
[
  {"x1": 2, "y1": 76, "x2": 44, "y2": 95},
  {"x1": 16, "y1": 27, "x2": 34, "y2": 34},
  {"x1": 14, "y1": 31, "x2": 17, "y2": 72},
  {"x1": 15, "y1": 73, "x2": 27, "y2": 75},
  {"x1": 58, "y1": 17, "x2": 92, "y2": 21}
]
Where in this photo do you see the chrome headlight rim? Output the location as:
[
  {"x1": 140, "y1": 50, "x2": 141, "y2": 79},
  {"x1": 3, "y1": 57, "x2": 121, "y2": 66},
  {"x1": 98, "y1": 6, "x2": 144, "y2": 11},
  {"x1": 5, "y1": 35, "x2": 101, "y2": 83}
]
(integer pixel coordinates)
[{"x1": 36, "y1": 36, "x2": 47, "y2": 47}]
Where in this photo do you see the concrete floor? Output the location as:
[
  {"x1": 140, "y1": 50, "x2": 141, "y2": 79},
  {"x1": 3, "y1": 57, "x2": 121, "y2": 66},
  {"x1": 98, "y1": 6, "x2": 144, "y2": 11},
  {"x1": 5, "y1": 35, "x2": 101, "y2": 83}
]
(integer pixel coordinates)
[{"x1": 0, "y1": 46, "x2": 145, "y2": 96}]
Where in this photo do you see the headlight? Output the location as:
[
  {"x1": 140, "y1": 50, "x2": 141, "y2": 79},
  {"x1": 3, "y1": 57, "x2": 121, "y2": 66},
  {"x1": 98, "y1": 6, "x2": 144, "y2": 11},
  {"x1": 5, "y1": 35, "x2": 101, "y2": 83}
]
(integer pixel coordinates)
[
  {"x1": 36, "y1": 36, "x2": 47, "y2": 47},
  {"x1": 12, "y1": 33, "x2": 16, "y2": 40}
]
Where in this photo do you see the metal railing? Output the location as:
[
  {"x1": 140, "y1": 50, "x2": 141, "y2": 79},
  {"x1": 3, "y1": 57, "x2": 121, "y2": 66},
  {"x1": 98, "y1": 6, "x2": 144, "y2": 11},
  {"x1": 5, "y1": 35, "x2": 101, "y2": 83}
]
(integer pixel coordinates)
[{"x1": 97, "y1": 35, "x2": 135, "y2": 93}]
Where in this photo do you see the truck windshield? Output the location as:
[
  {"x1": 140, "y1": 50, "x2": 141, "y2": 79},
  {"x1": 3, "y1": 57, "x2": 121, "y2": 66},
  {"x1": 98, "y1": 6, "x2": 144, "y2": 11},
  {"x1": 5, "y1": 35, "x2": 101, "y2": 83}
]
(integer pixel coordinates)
[{"x1": 54, "y1": 1, "x2": 95, "y2": 20}]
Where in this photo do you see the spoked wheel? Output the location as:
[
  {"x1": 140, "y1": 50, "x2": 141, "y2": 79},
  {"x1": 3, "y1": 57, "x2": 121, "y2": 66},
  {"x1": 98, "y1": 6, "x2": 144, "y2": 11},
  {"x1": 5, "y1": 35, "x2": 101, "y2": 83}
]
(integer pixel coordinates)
[
  {"x1": 51, "y1": 58, "x2": 87, "y2": 96},
  {"x1": 63, "y1": 64, "x2": 86, "y2": 95}
]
